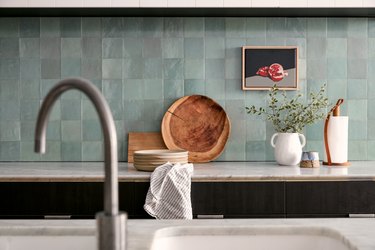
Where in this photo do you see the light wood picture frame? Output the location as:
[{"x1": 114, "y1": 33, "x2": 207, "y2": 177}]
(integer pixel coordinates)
[{"x1": 242, "y1": 46, "x2": 298, "y2": 90}]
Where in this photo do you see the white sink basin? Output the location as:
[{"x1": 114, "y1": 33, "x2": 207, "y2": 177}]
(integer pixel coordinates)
[
  {"x1": 0, "y1": 236, "x2": 96, "y2": 250},
  {"x1": 150, "y1": 226, "x2": 356, "y2": 250}
]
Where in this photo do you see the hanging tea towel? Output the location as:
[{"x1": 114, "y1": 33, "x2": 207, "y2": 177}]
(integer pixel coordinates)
[{"x1": 144, "y1": 162, "x2": 194, "y2": 220}]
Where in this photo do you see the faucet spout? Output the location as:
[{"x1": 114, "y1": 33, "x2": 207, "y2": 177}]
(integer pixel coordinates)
[{"x1": 34, "y1": 78, "x2": 126, "y2": 250}]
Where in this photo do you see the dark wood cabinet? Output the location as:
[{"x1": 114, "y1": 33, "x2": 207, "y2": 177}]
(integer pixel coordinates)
[
  {"x1": 1, "y1": 181, "x2": 375, "y2": 219},
  {"x1": 286, "y1": 181, "x2": 375, "y2": 217},
  {"x1": 191, "y1": 182, "x2": 285, "y2": 218}
]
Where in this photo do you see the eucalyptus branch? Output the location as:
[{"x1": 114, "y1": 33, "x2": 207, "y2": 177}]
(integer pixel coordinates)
[{"x1": 246, "y1": 84, "x2": 329, "y2": 133}]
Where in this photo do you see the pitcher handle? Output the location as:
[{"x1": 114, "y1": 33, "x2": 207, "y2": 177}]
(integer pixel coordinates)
[
  {"x1": 270, "y1": 133, "x2": 278, "y2": 148},
  {"x1": 299, "y1": 133, "x2": 306, "y2": 148}
]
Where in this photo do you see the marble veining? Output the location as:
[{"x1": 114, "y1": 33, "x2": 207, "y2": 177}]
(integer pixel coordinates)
[{"x1": 0, "y1": 161, "x2": 374, "y2": 182}]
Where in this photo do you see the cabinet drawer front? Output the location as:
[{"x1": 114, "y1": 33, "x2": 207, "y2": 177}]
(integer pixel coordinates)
[
  {"x1": 191, "y1": 182, "x2": 285, "y2": 217},
  {"x1": 286, "y1": 181, "x2": 375, "y2": 215}
]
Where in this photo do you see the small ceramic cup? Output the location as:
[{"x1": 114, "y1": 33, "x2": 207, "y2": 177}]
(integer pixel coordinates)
[{"x1": 300, "y1": 151, "x2": 320, "y2": 168}]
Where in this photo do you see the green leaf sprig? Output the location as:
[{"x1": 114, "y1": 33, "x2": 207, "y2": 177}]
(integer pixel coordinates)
[{"x1": 246, "y1": 84, "x2": 329, "y2": 133}]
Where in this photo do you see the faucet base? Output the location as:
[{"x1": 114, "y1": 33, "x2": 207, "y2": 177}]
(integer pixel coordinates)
[{"x1": 96, "y1": 211, "x2": 127, "y2": 250}]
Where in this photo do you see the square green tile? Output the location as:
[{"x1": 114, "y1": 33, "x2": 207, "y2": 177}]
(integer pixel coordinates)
[
  {"x1": 306, "y1": 121, "x2": 324, "y2": 140},
  {"x1": 82, "y1": 18, "x2": 101, "y2": 37},
  {"x1": 205, "y1": 18, "x2": 225, "y2": 37},
  {"x1": 163, "y1": 59, "x2": 183, "y2": 80},
  {"x1": 62, "y1": 141, "x2": 82, "y2": 161},
  {"x1": 327, "y1": 58, "x2": 347, "y2": 79},
  {"x1": 61, "y1": 58, "x2": 81, "y2": 78},
  {"x1": 61, "y1": 17, "x2": 81, "y2": 37},
  {"x1": 142, "y1": 18, "x2": 163, "y2": 38},
  {"x1": 225, "y1": 99, "x2": 245, "y2": 121},
  {"x1": 367, "y1": 141, "x2": 375, "y2": 160},
  {"x1": 62, "y1": 120, "x2": 81, "y2": 142},
  {"x1": 0, "y1": 59, "x2": 20, "y2": 79},
  {"x1": 348, "y1": 141, "x2": 367, "y2": 160},
  {"x1": 102, "y1": 18, "x2": 123, "y2": 38},
  {"x1": 246, "y1": 120, "x2": 266, "y2": 141},
  {"x1": 82, "y1": 99, "x2": 99, "y2": 120},
  {"x1": 123, "y1": 79, "x2": 144, "y2": 100},
  {"x1": 20, "y1": 141, "x2": 40, "y2": 161},
  {"x1": 123, "y1": 17, "x2": 143, "y2": 38},
  {"x1": 327, "y1": 18, "x2": 348, "y2": 38},
  {"x1": 21, "y1": 121, "x2": 36, "y2": 141},
  {"x1": 82, "y1": 119, "x2": 102, "y2": 141},
  {"x1": 103, "y1": 38, "x2": 123, "y2": 59},
  {"x1": 225, "y1": 58, "x2": 241, "y2": 80},
  {"x1": 40, "y1": 37, "x2": 60, "y2": 59},
  {"x1": 266, "y1": 18, "x2": 286, "y2": 38},
  {"x1": 162, "y1": 38, "x2": 184, "y2": 59},
  {"x1": 123, "y1": 100, "x2": 144, "y2": 121},
  {"x1": 61, "y1": 99, "x2": 81, "y2": 120},
  {"x1": 368, "y1": 120, "x2": 375, "y2": 139},
  {"x1": 205, "y1": 37, "x2": 225, "y2": 59},
  {"x1": 143, "y1": 100, "x2": 164, "y2": 122},
  {"x1": 20, "y1": 38, "x2": 40, "y2": 58},
  {"x1": 184, "y1": 18, "x2": 204, "y2": 37},
  {"x1": 327, "y1": 79, "x2": 347, "y2": 101},
  {"x1": 327, "y1": 38, "x2": 347, "y2": 58},
  {"x1": 144, "y1": 79, "x2": 163, "y2": 100},
  {"x1": 206, "y1": 59, "x2": 226, "y2": 80},
  {"x1": 164, "y1": 18, "x2": 184, "y2": 38},
  {"x1": 40, "y1": 18, "x2": 60, "y2": 37},
  {"x1": 347, "y1": 59, "x2": 367, "y2": 79},
  {"x1": 184, "y1": 59, "x2": 204, "y2": 79},
  {"x1": 307, "y1": 37, "x2": 326, "y2": 59},
  {"x1": 349, "y1": 120, "x2": 367, "y2": 140},
  {"x1": 307, "y1": 59, "x2": 327, "y2": 80},
  {"x1": 0, "y1": 142, "x2": 20, "y2": 161},
  {"x1": 143, "y1": 58, "x2": 162, "y2": 79},
  {"x1": 61, "y1": 38, "x2": 81, "y2": 58},
  {"x1": 225, "y1": 79, "x2": 244, "y2": 99},
  {"x1": 0, "y1": 79, "x2": 19, "y2": 99},
  {"x1": 246, "y1": 37, "x2": 266, "y2": 46},
  {"x1": 206, "y1": 79, "x2": 225, "y2": 100},
  {"x1": 286, "y1": 18, "x2": 306, "y2": 38},
  {"x1": 20, "y1": 18, "x2": 40, "y2": 38},
  {"x1": 45, "y1": 120, "x2": 61, "y2": 140},
  {"x1": 82, "y1": 141, "x2": 103, "y2": 161},
  {"x1": 82, "y1": 37, "x2": 102, "y2": 59},
  {"x1": 107, "y1": 98, "x2": 123, "y2": 120},
  {"x1": 21, "y1": 99, "x2": 39, "y2": 121},
  {"x1": 0, "y1": 121, "x2": 20, "y2": 141},
  {"x1": 225, "y1": 18, "x2": 246, "y2": 38},
  {"x1": 348, "y1": 99, "x2": 367, "y2": 121},
  {"x1": 81, "y1": 59, "x2": 102, "y2": 79},
  {"x1": 225, "y1": 38, "x2": 246, "y2": 59},
  {"x1": 0, "y1": 99, "x2": 20, "y2": 121},
  {"x1": 123, "y1": 37, "x2": 143, "y2": 58},
  {"x1": 246, "y1": 18, "x2": 266, "y2": 38},
  {"x1": 348, "y1": 79, "x2": 367, "y2": 99},
  {"x1": 0, "y1": 18, "x2": 19, "y2": 37},
  {"x1": 164, "y1": 79, "x2": 183, "y2": 99},
  {"x1": 123, "y1": 58, "x2": 143, "y2": 79},
  {"x1": 246, "y1": 141, "x2": 266, "y2": 161},
  {"x1": 184, "y1": 79, "x2": 205, "y2": 95},
  {"x1": 41, "y1": 141, "x2": 61, "y2": 161},
  {"x1": 41, "y1": 59, "x2": 61, "y2": 79},
  {"x1": 184, "y1": 38, "x2": 204, "y2": 59},
  {"x1": 348, "y1": 38, "x2": 367, "y2": 59},
  {"x1": 102, "y1": 59, "x2": 122, "y2": 79},
  {"x1": 0, "y1": 38, "x2": 19, "y2": 58},
  {"x1": 103, "y1": 79, "x2": 122, "y2": 100},
  {"x1": 143, "y1": 38, "x2": 162, "y2": 58},
  {"x1": 368, "y1": 100, "x2": 375, "y2": 120},
  {"x1": 20, "y1": 59, "x2": 40, "y2": 79},
  {"x1": 348, "y1": 18, "x2": 367, "y2": 38},
  {"x1": 225, "y1": 139, "x2": 245, "y2": 161}
]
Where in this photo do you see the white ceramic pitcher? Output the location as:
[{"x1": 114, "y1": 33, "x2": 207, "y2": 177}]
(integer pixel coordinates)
[{"x1": 270, "y1": 132, "x2": 306, "y2": 166}]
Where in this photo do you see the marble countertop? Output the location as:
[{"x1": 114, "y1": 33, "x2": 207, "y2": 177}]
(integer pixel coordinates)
[
  {"x1": 0, "y1": 161, "x2": 375, "y2": 182},
  {"x1": 0, "y1": 218, "x2": 375, "y2": 250}
]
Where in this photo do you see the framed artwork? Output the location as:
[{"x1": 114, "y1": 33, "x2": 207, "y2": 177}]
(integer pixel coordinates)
[{"x1": 242, "y1": 46, "x2": 298, "y2": 90}]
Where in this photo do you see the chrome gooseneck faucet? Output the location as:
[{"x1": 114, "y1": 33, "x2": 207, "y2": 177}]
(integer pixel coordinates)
[{"x1": 34, "y1": 78, "x2": 126, "y2": 250}]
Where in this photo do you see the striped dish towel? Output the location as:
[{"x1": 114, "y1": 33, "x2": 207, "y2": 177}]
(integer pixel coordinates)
[{"x1": 144, "y1": 162, "x2": 194, "y2": 220}]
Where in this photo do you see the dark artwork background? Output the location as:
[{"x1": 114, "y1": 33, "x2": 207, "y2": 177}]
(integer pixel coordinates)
[{"x1": 245, "y1": 48, "x2": 296, "y2": 78}]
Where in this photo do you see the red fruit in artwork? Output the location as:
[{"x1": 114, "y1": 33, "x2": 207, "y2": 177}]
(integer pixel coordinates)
[
  {"x1": 256, "y1": 66, "x2": 269, "y2": 77},
  {"x1": 268, "y1": 63, "x2": 288, "y2": 82}
]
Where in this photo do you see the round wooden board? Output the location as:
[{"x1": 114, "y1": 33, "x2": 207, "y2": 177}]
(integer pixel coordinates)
[{"x1": 161, "y1": 95, "x2": 231, "y2": 162}]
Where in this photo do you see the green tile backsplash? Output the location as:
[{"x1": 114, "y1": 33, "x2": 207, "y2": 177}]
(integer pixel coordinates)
[{"x1": 0, "y1": 17, "x2": 373, "y2": 161}]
